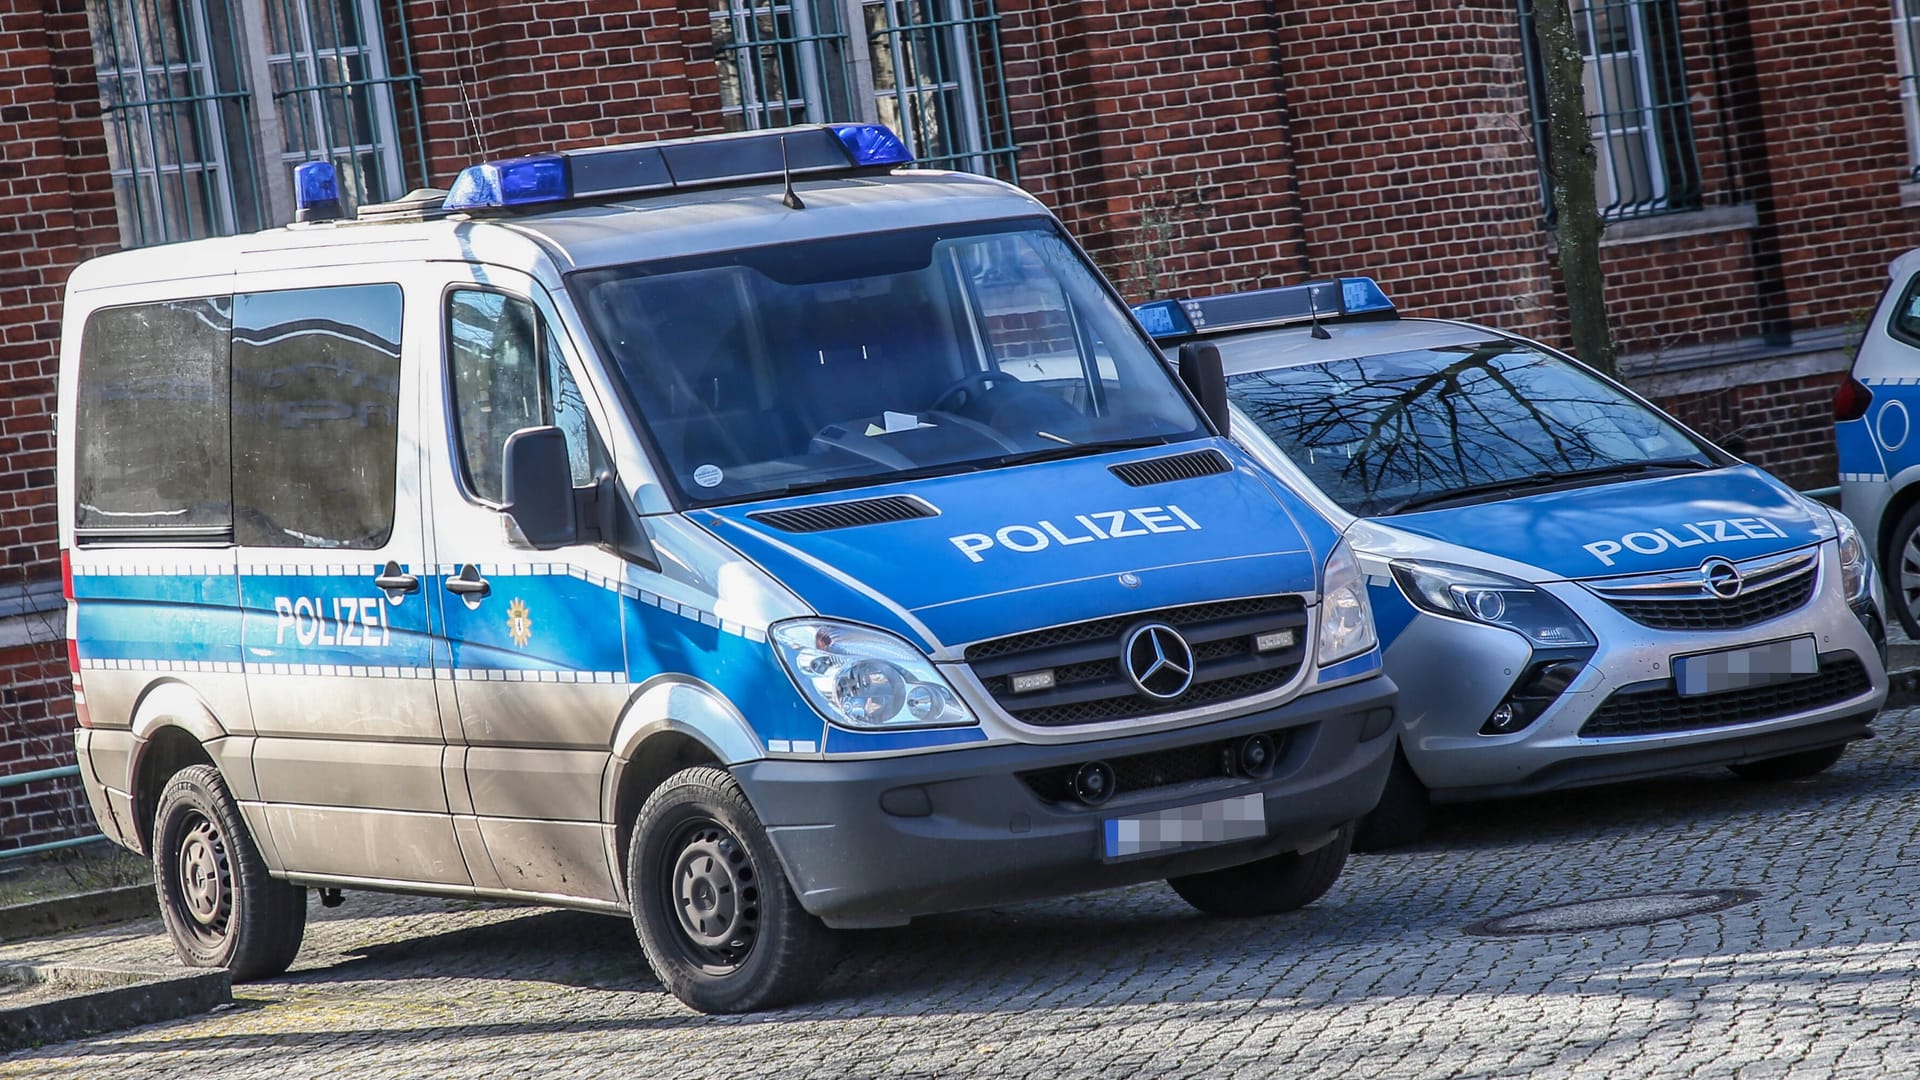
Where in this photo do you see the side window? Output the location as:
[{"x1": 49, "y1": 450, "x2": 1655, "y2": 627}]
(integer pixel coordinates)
[
  {"x1": 1891, "y1": 273, "x2": 1920, "y2": 349},
  {"x1": 74, "y1": 298, "x2": 234, "y2": 538},
  {"x1": 231, "y1": 284, "x2": 404, "y2": 548},
  {"x1": 447, "y1": 289, "x2": 593, "y2": 504}
]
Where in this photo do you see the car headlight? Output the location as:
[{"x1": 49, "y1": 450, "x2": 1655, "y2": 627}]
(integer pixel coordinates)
[
  {"x1": 1316, "y1": 538, "x2": 1378, "y2": 665},
  {"x1": 770, "y1": 620, "x2": 976, "y2": 729},
  {"x1": 1833, "y1": 511, "x2": 1871, "y2": 603},
  {"x1": 1390, "y1": 560, "x2": 1596, "y2": 647}
]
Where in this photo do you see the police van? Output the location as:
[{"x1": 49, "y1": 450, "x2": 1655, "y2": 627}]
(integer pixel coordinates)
[
  {"x1": 1136, "y1": 279, "x2": 1888, "y2": 849},
  {"x1": 1838, "y1": 246, "x2": 1920, "y2": 637},
  {"x1": 56, "y1": 125, "x2": 1396, "y2": 1013}
]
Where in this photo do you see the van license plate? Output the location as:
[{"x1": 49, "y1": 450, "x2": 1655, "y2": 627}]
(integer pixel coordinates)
[
  {"x1": 1101, "y1": 793, "x2": 1266, "y2": 861},
  {"x1": 1672, "y1": 636, "x2": 1818, "y2": 697}
]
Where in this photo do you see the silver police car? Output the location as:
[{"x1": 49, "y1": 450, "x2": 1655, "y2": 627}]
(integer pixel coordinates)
[{"x1": 1138, "y1": 280, "x2": 1889, "y2": 848}]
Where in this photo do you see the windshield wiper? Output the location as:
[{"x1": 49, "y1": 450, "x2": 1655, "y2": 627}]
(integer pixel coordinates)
[
  {"x1": 1382, "y1": 457, "x2": 1715, "y2": 515},
  {"x1": 756, "y1": 460, "x2": 995, "y2": 501},
  {"x1": 991, "y1": 435, "x2": 1176, "y2": 469}
]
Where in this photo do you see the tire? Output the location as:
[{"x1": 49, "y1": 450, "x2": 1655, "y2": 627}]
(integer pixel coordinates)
[
  {"x1": 1352, "y1": 747, "x2": 1432, "y2": 853},
  {"x1": 151, "y1": 764, "x2": 307, "y2": 980},
  {"x1": 1728, "y1": 743, "x2": 1848, "y2": 782},
  {"x1": 1167, "y1": 822, "x2": 1354, "y2": 917},
  {"x1": 627, "y1": 766, "x2": 835, "y2": 1014},
  {"x1": 1887, "y1": 501, "x2": 1920, "y2": 638}
]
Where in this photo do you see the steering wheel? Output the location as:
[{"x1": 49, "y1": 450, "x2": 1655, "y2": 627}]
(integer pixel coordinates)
[{"x1": 929, "y1": 371, "x2": 1014, "y2": 416}]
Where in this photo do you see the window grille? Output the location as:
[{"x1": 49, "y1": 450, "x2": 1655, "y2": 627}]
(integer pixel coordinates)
[
  {"x1": 1896, "y1": 0, "x2": 1920, "y2": 180},
  {"x1": 1518, "y1": 0, "x2": 1701, "y2": 222},
  {"x1": 85, "y1": 0, "x2": 427, "y2": 247},
  {"x1": 708, "y1": 0, "x2": 1018, "y2": 180}
]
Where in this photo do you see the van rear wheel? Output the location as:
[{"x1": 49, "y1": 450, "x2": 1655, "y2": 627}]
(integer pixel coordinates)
[
  {"x1": 627, "y1": 767, "x2": 835, "y2": 1013},
  {"x1": 152, "y1": 764, "x2": 306, "y2": 980},
  {"x1": 1167, "y1": 822, "x2": 1354, "y2": 917}
]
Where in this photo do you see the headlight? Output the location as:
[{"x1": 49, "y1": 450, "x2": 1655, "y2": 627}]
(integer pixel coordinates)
[
  {"x1": 770, "y1": 620, "x2": 976, "y2": 729},
  {"x1": 1391, "y1": 560, "x2": 1596, "y2": 647},
  {"x1": 1316, "y1": 538, "x2": 1378, "y2": 665},
  {"x1": 1833, "y1": 512, "x2": 1871, "y2": 602}
]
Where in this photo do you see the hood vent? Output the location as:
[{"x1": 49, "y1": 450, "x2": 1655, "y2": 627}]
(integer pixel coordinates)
[
  {"x1": 748, "y1": 494, "x2": 937, "y2": 533},
  {"x1": 1109, "y1": 448, "x2": 1232, "y2": 487}
]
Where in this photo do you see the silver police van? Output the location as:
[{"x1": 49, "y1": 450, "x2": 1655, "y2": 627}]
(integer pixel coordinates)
[
  {"x1": 57, "y1": 125, "x2": 1398, "y2": 1012},
  {"x1": 1138, "y1": 280, "x2": 1888, "y2": 848}
]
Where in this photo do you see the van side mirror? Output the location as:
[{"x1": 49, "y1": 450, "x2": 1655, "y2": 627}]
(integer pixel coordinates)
[
  {"x1": 1178, "y1": 341, "x2": 1230, "y2": 437},
  {"x1": 502, "y1": 426, "x2": 577, "y2": 549}
]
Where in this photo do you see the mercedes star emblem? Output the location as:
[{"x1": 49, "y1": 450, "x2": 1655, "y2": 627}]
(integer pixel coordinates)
[{"x1": 1122, "y1": 622, "x2": 1195, "y2": 700}]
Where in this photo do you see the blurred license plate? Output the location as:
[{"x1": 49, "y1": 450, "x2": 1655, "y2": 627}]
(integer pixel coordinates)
[
  {"x1": 1102, "y1": 793, "x2": 1265, "y2": 861},
  {"x1": 1672, "y1": 636, "x2": 1818, "y2": 697}
]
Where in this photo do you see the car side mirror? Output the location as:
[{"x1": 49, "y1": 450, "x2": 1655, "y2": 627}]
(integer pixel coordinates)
[
  {"x1": 502, "y1": 426, "x2": 578, "y2": 549},
  {"x1": 1178, "y1": 341, "x2": 1230, "y2": 437}
]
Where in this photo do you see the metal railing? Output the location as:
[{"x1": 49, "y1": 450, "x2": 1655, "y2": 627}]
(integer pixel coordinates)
[{"x1": 0, "y1": 765, "x2": 106, "y2": 860}]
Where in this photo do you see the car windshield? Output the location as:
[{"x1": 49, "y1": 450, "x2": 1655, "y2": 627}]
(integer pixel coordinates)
[
  {"x1": 570, "y1": 219, "x2": 1205, "y2": 505},
  {"x1": 1225, "y1": 338, "x2": 1715, "y2": 517}
]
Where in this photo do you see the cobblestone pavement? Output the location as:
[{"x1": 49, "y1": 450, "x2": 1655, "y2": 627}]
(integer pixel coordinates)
[{"x1": 6, "y1": 712, "x2": 1920, "y2": 1078}]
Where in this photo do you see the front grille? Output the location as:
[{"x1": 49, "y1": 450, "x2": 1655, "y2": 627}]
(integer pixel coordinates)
[
  {"x1": 965, "y1": 595, "x2": 1308, "y2": 727},
  {"x1": 747, "y1": 495, "x2": 935, "y2": 533},
  {"x1": 1578, "y1": 653, "x2": 1872, "y2": 738},
  {"x1": 1587, "y1": 550, "x2": 1818, "y2": 631},
  {"x1": 1108, "y1": 449, "x2": 1232, "y2": 487},
  {"x1": 1019, "y1": 730, "x2": 1287, "y2": 803}
]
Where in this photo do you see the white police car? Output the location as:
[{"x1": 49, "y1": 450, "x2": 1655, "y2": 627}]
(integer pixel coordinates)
[
  {"x1": 1838, "y1": 246, "x2": 1920, "y2": 636},
  {"x1": 1138, "y1": 280, "x2": 1889, "y2": 848}
]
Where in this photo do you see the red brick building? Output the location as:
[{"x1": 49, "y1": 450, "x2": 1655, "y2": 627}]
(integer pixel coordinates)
[{"x1": 5, "y1": 0, "x2": 1919, "y2": 849}]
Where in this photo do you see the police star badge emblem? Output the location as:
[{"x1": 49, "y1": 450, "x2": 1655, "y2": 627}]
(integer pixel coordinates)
[{"x1": 507, "y1": 598, "x2": 533, "y2": 648}]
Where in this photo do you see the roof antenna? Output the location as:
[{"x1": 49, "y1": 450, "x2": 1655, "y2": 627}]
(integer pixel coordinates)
[
  {"x1": 1308, "y1": 283, "x2": 1332, "y2": 339},
  {"x1": 780, "y1": 135, "x2": 806, "y2": 211}
]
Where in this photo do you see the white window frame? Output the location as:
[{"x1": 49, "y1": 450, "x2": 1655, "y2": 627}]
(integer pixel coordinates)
[{"x1": 1895, "y1": 0, "x2": 1920, "y2": 179}]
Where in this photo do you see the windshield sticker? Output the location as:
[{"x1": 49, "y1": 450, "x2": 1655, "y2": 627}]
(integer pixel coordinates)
[
  {"x1": 949, "y1": 505, "x2": 1202, "y2": 563},
  {"x1": 693, "y1": 464, "x2": 724, "y2": 488},
  {"x1": 863, "y1": 411, "x2": 935, "y2": 437},
  {"x1": 1583, "y1": 517, "x2": 1790, "y2": 567}
]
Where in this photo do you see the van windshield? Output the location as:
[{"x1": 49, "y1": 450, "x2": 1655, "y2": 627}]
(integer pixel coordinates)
[
  {"x1": 570, "y1": 220, "x2": 1206, "y2": 505},
  {"x1": 1226, "y1": 339, "x2": 1716, "y2": 517}
]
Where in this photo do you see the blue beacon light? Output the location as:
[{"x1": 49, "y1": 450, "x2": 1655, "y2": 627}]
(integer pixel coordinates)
[
  {"x1": 443, "y1": 155, "x2": 571, "y2": 212},
  {"x1": 293, "y1": 161, "x2": 342, "y2": 223},
  {"x1": 1132, "y1": 299, "x2": 1195, "y2": 340},
  {"x1": 829, "y1": 123, "x2": 914, "y2": 167}
]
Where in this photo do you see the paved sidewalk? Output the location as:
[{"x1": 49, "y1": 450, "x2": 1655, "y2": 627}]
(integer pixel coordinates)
[{"x1": 4, "y1": 708, "x2": 1917, "y2": 1078}]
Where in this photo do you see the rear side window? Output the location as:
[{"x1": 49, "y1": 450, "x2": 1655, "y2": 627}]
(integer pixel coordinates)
[
  {"x1": 232, "y1": 285, "x2": 403, "y2": 548},
  {"x1": 1891, "y1": 273, "x2": 1920, "y2": 348},
  {"x1": 74, "y1": 298, "x2": 234, "y2": 537}
]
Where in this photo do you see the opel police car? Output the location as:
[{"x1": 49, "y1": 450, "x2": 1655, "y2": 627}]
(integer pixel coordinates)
[
  {"x1": 56, "y1": 125, "x2": 1398, "y2": 1013},
  {"x1": 1136, "y1": 279, "x2": 1888, "y2": 849}
]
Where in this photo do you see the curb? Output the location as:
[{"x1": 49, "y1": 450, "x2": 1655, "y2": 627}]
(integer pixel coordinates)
[
  {"x1": 0, "y1": 885, "x2": 155, "y2": 945},
  {"x1": 0, "y1": 963, "x2": 229, "y2": 1052}
]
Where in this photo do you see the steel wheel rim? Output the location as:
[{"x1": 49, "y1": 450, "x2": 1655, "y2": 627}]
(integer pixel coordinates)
[
  {"x1": 174, "y1": 811, "x2": 233, "y2": 947},
  {"x1": 660, "y1": 818, "x2": 760, "y2": 973}
]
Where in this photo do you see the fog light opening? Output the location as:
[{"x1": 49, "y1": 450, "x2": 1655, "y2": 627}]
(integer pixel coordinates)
[
  {"x1": 1236, "y1": 733, "x2": 1277, "y2": 777},
  {"x1": 1069, "y1": 761, "x2": 1117, "y2": 805}
]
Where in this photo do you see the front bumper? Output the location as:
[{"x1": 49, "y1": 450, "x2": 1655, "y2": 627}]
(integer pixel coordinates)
[
  {"x1": 1389, "y1": 544, "x2": 1889, "y2": 801},
  {"x1": 734, "y1": 675, "x2": 1397, "y2": 928}
]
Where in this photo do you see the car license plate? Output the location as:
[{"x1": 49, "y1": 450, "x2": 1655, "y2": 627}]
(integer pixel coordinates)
[
  {"x1": 1101, "y1": 793, "x2": 1266, "y2": 861},
  {"x1": 1672, "y1": 636, "x2": 1818, "y2": 697}
]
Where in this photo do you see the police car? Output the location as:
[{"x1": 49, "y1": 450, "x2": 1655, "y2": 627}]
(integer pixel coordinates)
[
  {"x1": 1837, "y1": 246, "x2": 1920, "y2": 638},
  {"x1": 57, "y1": 125, "x2": 1398, "y2": 1013},
  {"x1": 1137, "y1": 280, "x2": 1888, "y2": 849}
]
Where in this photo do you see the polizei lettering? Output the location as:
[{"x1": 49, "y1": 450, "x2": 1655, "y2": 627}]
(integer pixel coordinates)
[
  {"x1": 1582, "y1": 517, "x2": 1790, "y2": 567},
  {"x1": 949, "y1": 505, "x2": 1202, "y2": 563},
  {"x1": 274, "y1": 594, "x2": 392, "y2": 647}
]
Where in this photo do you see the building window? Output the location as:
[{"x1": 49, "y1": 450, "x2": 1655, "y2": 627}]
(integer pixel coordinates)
[
  {"x1": 86, "y1": 0, "x2": 425, "y2": 247},
  {"x1": 1897, "y1": 0, "x2": 1920, "y2": 180},
  {"x1": 1518, "y1": 0, "x2": 1701, "y2": 221},
  {"x1": 708, "y1": 0, "x2": 1018, "y2": 179}
]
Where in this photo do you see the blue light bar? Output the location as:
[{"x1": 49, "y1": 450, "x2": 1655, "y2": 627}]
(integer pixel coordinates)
[
  {"x1": 443, "y1": 155, "x2": 570, "y2": 212},
  {"x1": 1132, "y1": 276, "x2": 1398, "y2": 341},
  {"x1": 293, "y1": 161, "x2": 342, "y2": 223},
  {"x1": 440, "y1": 125, "x2": 914, "y2": 213}
]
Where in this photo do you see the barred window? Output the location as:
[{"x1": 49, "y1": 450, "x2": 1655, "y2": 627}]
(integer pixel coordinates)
[
  {"x1": 1897, "y1": 0, "x2": 1920, "y2": 180},
  {"x1": 708, "y1": 0, "x2": 1018, "y2": 179},
  {"x1": 85, "y1": 0, "x2": 425, "y2": 247},
  {"x1": 1518, "y1": 0, "x2": 1702, "y2": 221}
]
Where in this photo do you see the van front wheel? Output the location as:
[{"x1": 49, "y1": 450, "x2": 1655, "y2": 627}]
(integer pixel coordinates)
[
  {"x1": 627, "y1": 767, "x2": 834, "y2": 1013},
  {"x1": 152, "y1": 764, "x2": 306, "y2": 980},
  {"x1": 1167, "y1": 822, "x2": 1354, "y2": 917}
]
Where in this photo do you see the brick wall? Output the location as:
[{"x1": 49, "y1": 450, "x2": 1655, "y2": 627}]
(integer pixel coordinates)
[{"x1": 0, "y1": 639, "x2": 86, "y2": 850}]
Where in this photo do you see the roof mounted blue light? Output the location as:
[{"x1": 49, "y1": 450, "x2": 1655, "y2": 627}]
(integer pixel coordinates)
[
  {"x1": 293, "y1": 161, "x2": 342, "y2": 223},
  {"x1": 1132, "y1": 276, "x2": 1398, "y2": 341},
  {"x1": 443, "y1": 155, "x2": 570, "y2": 212},
  {"x1": 829, "y1": 123, "x2": 914, "y2": 167}
]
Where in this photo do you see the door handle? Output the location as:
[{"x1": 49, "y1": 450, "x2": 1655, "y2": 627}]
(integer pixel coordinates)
[
  {"x1": 445, "y1": 565, "x2": 491, "y2": 598},
  {"x1": 374, "y1": 560, "x2": 420, "y2": 597}
]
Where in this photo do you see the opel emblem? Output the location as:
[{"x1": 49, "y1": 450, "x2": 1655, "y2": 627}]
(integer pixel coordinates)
[
  {"x1": 1702, "y1": 557, "x2": 1743, "y2": 600},
  {"x1": 1118, "y1": 572, "x2": 1141, "y2": 589},
  {"x1": 1122, "y1": 622, "x2": 1195, "y2": 700}
]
